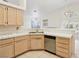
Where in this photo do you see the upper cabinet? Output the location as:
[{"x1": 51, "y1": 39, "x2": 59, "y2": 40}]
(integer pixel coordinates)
[
  {"x1": 7, "y1": 7, "x2": 17, "y2": 25},
  {"x1": 0, "y1": 4, "x2": 23, "y2": 26},
  {"x1": 4, "y1": 0, "x2": 19, "y2": 5},
  {"x1": 0, "y1": 5, "x2": 6, "y2": 25},
  {"x1": 0, "y1": 5, "x2": 4, "y2": 25},
  {"x1": 1, "y1": 0, "x2": 26, "y2": 10},
  {"x1": 16, "y1": 9, "x2": 23, "y2": 26}
]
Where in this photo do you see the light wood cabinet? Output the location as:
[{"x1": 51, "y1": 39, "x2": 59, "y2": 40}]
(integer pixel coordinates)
[
  {"x1": 16, "y1": 9, "x2": 23, "y2": 26},
  {"x1": 30, "y1": 35, "x2": 44, "y2": 50},
  {"x1": 15, "y1": 36, "x2": 29, "y2": 56},
  {"x1": 0, "y1": 5, "x2": 7, "y2": 25},
  {"x1": 0, "y1": 38, "x2": 14, "y2": 45},
  {"x1": 56, "y1": 37, "x2": 75, "y2": 58},
  {"x1": 7, "y1": 7, "x2": 17, "y2": 25},
  {"x1": 27, "y1": 36, "x2": 31, "y2": 50},
  {"x1": 0, "y1": 4, "x2": 23, "y2": 26},
  {"x1": 0, "y1": 5, "x2": 4, "y2": 25},
  {"x1": 0, "y1": 39, "x2": 14, "y2": 58}
]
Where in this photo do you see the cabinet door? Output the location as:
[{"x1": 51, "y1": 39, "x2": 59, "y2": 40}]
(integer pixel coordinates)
[
  {"x1": 56, "y1": 37, "x2": 70, "y2": 58},
  {"x1": 7, "y1": 7, "x2": 17, "y2": 25},
  {"x1": 0, "y1": 44, "x2": 14, "y2": 58},
  {"x1": 0, "y1": 5, "x2": 6, "y2": 25},
  {"x1": 31, "y1": 38, "x2": 44, "y2": 49},
  {"x1": 16, "y1": 9, "x2": 23, "y2": 26},
  {"x1": 15, "y1": 39, "x2": 28, "y2": 56},
  {"x1": 26, "y1": 36, "x2": 30, "y2": 50}
]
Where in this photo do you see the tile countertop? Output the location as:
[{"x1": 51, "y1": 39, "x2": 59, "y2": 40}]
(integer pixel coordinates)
[
  {"x1": 0, "y1": 0, "x2": 25, "y2": 10},
  {"x1": 43, "y1": 28, "x2": 75, "y2": 38},
  {"x1": 0, "y1": 32, "x2": 29, "y2": 40},
  {"x1": 44, "y1": 32, "x2": 73, "y2": 38},
  {"x1": 0, "y1": 31, "x2": 74, "y2": 40}
]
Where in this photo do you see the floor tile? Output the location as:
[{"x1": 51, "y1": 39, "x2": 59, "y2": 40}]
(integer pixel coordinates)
[
  {"x1": 17, "y1": 51, "x2": 59, "y2": 58},
  {"x1": 17, "y1": 40, "x2": 79, "y2": 58}
]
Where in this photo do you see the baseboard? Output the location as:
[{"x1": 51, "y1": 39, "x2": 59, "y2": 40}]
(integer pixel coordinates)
[{"x1": 13, "y1": 49, "x2": 44, "y2": 58}]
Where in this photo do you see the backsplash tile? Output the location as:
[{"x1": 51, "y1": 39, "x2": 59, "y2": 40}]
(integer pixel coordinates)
[{"x1": 0, "y1": 26, "x2": 19, "y2": 35}]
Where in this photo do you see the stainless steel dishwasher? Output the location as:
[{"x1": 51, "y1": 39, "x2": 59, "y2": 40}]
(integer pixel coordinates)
[{"x1": 45, "y1": 35, "x2": 56, "y2": 53}]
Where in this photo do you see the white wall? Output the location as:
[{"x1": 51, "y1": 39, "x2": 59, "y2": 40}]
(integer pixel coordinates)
[
  {"x1": 4, "y1": 0, "x2": 19, "y2": 5},
  {"x1": 0, "y1": 0, "x2": 79, "y2": 34},
  {"x1": 19, "y1": 0, "x2": 26, "y2": 9},
  {"x1": 0, "y1": 0, "x2": 27, "y2": 35},
  {"x1": 47, "y1": 2, "x2": 79, "y2": 28},
  {"x1": 24, "y1": 1, "x2": 79, "y2": 29}
]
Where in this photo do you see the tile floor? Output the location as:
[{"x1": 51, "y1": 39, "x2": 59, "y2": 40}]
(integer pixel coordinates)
[
  {"x1": 17, "y1": 51, "x2": 59, "y2": 58},
  {"x1": 17, "y1": 39, "x2": 79, "y2": 58}
]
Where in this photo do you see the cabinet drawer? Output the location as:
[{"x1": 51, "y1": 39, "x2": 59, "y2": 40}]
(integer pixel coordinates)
[
  {"x1": 56, "y1": 47, "x2": 69, "y2": 54},
  {"x1": 30, "y1": 35, "x2": 44, "y2": 39},
  {"x1": 56, "y1": 50, "x2": 69, "y2": 58},
  {"x1": 0, "y1": 39, "x2": 14, "y2": 45},
  {"x1": 16, "y1": 10, "x2": 23, "y2": 26},
  {"x1": 15, "y1": 36, "x2": 27, "y2": 41},
  {"x1": 0, "y1": 42, "x2": 14, "y2": 48},
  {"x1": 56, "y1": 43, "x2": 69, "y2": 49},
  {"x1": 56, "y1": 37, "x2": 69, "y2": 44}
]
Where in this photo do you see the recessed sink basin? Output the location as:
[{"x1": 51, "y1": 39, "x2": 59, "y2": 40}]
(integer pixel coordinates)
[
  {"x1": 29, "y1": 31, "x2": 44, "y2": 34},
  {"x1": 29, "y1": 32, "x2": 43, "y2": 33}
]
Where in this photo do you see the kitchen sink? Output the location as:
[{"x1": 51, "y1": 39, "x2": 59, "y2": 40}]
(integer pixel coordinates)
[
  {"x1": 29, "y1": 32, "x2": 43, "y2": 33},
  {"x1": 29, "y1": 32, "x2": 44, "y2": 35}
]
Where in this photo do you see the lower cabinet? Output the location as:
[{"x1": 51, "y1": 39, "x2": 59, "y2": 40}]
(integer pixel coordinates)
[
  {"x1": 14, "y1": 36, "x2": 29, "y2": 56},
  {"x1": 56, "y1": 37, "x2": 75, "y2": 58},
  {"x1": 30, "y1": 35, "x2": 44, "y2": 50},
  {"x1": 0, "y1": 44, "x2": 14, "y2": 58},
  {"x1": 0, "y1": 35, "x2": 44, "y2": 58},
  {"x1": 0, "y1": 39, "x2": 14, "y2": 58}
]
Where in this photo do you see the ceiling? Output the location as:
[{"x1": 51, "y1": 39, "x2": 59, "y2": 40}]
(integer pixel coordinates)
[{"x1": 27, "y1": 0, "x2": 79, "y2": 15}]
